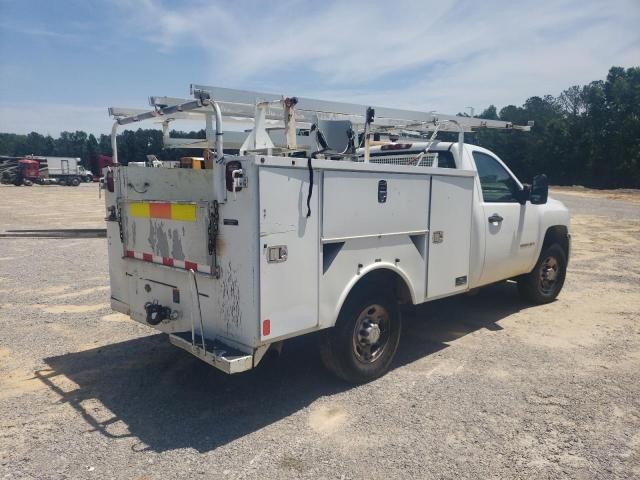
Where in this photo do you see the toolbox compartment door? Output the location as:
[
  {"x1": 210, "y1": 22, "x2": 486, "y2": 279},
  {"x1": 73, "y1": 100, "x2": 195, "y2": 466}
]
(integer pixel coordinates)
[
  {"x1": 259, "y1": 167, "x2": 319, "y2": 341},
  {"x1": 427, "y1": 175, "x2": 474, "y2": 299}
]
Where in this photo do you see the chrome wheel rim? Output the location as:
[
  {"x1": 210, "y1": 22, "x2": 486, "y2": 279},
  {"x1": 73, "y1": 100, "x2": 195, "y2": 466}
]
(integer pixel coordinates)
[
  {"x1": 352, "y1": 304, "x2": 391, "y2": 363},
  {"x1": 539, "y1": 256, "x2": 560, "y2": 295}
]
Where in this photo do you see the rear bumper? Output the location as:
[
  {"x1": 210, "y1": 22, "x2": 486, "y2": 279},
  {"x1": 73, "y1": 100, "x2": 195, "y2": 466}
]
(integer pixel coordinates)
[{"x1": 110, "y1": 297, "x2": 261, "y2": 375}]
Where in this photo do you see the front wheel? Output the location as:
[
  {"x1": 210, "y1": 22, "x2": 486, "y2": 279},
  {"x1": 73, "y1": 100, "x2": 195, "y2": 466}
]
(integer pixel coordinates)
[
  {"x1": 320, "y1": 288, "x2": 401, "y2": 383},
  {"x1": 517, "y1": 244, "x2": 567, "y2": 304}
]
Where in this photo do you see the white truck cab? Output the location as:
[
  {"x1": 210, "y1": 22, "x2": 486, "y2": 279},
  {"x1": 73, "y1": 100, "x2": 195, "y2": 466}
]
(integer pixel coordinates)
[
  {"x1": 105, "y1": 86, "x2": 570, "y2": 383},
  {"x1": 449, "y1": 142, "x2": 568, "y2": 290}
]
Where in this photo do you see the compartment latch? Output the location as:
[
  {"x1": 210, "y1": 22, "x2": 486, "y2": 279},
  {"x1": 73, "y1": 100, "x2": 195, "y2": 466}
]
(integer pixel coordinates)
[{"x1": 267, "y1": 245, "x2": 288, "y2": 263}]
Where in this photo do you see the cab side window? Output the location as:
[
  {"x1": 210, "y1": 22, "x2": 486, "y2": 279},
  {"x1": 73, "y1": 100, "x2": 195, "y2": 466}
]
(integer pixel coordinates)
[{"x1": 472, "y1": 152, "x2": 519, "y2": 203}]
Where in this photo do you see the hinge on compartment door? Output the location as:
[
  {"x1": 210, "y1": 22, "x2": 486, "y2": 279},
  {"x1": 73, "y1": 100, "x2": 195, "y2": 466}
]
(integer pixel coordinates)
[{"x1": 208, "y1": 200, "x2": 221, "y2": 278}]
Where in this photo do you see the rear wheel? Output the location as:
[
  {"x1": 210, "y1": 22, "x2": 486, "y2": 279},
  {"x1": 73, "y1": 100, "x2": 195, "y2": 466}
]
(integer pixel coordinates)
[
  {"x1": 320, "y1": 287, "x2": 401, "y2": 383},
  {"x1": 70, "y1": 177, "x2": 81, "y2": 187},
  {"x1": 517, "y1": 244, "x2": 567, "y2": 304}
]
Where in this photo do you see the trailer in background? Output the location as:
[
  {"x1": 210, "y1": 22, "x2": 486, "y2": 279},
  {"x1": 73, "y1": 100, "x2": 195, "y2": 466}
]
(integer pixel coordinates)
[{"x1": 44, "y1": 157, "x2": 93, "y2": 185}]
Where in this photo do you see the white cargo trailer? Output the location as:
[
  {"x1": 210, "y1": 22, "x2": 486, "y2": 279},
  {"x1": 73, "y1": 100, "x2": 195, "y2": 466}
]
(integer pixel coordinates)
[
  {"x1": 45, "y1": 156, "x2": 93, "y2": 185},
  {"x1": 105, "y1": 86, "x2": 570, "y2": 382}
]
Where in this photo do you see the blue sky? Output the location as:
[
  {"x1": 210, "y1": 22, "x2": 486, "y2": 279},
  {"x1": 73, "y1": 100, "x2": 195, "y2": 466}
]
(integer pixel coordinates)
[{"x1": 0, "y1": 0, "x2": 638, "y2": 136}]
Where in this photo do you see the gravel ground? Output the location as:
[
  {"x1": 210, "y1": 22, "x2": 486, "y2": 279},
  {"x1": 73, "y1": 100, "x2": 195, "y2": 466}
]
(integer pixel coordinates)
[{"x1": 0, "y1": 183, "x2": 638, "y2": 479}]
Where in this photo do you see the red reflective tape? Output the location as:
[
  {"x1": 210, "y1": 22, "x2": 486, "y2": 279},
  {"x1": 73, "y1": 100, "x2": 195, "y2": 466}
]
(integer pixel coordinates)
[{"x1": 127, "y1": 251, "x2": 211, "y2": 275}]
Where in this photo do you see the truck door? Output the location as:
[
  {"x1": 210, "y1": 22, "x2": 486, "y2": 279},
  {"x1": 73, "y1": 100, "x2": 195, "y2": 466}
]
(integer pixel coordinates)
[{"x1": 472, "y1": 151, "x2": 539, "y2": 285}]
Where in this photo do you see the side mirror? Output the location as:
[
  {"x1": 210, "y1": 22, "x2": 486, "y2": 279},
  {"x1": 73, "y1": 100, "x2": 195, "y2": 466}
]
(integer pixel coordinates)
[{"x1": 530, "y1": 174, "x2": 548, "y2": 205}]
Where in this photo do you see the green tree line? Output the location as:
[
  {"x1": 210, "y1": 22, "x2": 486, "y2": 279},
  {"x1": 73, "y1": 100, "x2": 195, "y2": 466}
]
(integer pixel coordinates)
[
  {"x1": 0, "y1": 129, "x2": 202, "y2": 171},
  {"x1": 1, "y1": 66, "x2": 638, "y2": 188},
  {"x1": 469, "y1": 66, "x2": 640, "y2": 188}
]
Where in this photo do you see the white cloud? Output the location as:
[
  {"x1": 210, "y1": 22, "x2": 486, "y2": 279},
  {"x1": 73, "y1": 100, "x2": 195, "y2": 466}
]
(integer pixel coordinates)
[
  {"x1": 1, "y1": 0, "x2": 638, "y2": 135},
  {"x1": 122, "y1": 0, "x2": 640, "y2": 113}
]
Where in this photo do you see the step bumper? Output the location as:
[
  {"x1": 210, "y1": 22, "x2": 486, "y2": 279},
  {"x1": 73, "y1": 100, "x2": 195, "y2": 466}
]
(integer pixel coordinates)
[{"x1": 169, "y1": 331, "x2": 253, "y2": 374}]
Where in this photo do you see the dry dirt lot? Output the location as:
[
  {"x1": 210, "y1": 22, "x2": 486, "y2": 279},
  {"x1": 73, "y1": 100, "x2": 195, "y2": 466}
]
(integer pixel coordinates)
[{"x1": 0, "y1": 183, "x2": 639, "y2": 479}]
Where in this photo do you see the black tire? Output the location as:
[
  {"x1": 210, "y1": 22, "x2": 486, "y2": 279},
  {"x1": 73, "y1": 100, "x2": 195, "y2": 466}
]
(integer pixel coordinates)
[
  {"x1": 58, "y1": 179, "x2": 66, "y2": 186},
  {"x1": 517, "y1": 243, "x2": 567, "y2": 304},
  {"x1": 70, "y1": 177, "x2": 81, "y2": 187},
  {"x1": 320, "y1": 286, "x2": 401, "y2": 383}
]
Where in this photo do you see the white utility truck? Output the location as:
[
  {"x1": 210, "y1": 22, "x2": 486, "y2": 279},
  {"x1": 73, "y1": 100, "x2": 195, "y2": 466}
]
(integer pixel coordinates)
[{"x1": 105, "y1": 86, "x2": 570, "y2": 383}]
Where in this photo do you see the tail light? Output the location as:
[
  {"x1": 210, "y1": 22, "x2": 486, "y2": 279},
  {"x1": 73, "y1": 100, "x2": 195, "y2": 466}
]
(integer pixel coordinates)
[{"x1": 262, "y1": 319, "x2": 271, "y2": 336}]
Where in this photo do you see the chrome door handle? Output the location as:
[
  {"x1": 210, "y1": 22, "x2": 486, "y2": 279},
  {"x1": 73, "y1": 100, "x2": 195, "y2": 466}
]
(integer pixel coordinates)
[{"x1": 488, "y1": 214, "x2": 503, "y2": 224}]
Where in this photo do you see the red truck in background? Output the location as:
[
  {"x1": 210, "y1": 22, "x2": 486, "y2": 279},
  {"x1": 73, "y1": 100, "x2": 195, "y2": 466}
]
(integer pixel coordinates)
[
  {"x1": 92, "y1": 154, "x2": 113, "y2": 181},
  {"x1": 0, "y1": 159, "x2": 47, "y2": 186},
  {"x1": 0, "y1": 158, "x2": 42, "y2": 186},
  {"x1": 13, "y1": 159, "x2": 41, "y2": 186}
]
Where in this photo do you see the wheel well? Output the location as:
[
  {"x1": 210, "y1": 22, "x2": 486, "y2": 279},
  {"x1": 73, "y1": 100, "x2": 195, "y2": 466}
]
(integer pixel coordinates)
[
  {"x1": 543, "y1": 225, "x2": 569, "y2": 257},
  {"x1": 347, "y1": 269, "x2": 413, "y2": 305}
]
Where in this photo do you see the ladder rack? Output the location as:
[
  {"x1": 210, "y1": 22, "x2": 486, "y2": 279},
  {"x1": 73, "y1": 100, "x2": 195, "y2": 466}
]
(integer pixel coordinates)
[
  {"x1": 108, "y1": 84, "x2": 532, "y2": 159},
  {"x1": 190, "y1": 85, "x2": 532, "y2": 133}
]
